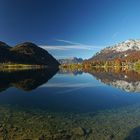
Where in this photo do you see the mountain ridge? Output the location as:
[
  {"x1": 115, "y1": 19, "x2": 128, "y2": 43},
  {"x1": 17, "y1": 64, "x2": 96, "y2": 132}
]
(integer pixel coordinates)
[
  {"x1": 102, "y1": 39, "x2": 140, "y2": 52},
  {"x1": 0, "y1": 41, "x2": 60, "y2": 67},
  {"x1": 58, "y1": 57, "x2": 83, "y2": 64},
  {"x1": 86, "y1": 39, "x2": 140, "y2": 64}
]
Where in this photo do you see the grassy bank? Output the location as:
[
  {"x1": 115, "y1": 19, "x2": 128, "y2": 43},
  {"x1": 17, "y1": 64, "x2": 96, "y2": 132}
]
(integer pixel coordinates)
[{"x1": 0, "y1": 63, "x2": 47, "y2": 71}]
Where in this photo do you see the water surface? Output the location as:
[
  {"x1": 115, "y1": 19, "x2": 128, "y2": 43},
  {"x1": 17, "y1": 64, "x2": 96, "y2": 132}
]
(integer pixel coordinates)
[{"x1": 0, "y1": 68, "x2": 140, "y2": 140}]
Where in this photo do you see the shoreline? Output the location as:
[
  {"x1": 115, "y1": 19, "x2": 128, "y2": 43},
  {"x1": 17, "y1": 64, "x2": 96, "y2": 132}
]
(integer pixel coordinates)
[{"x1": 0, "y1": 63, "x2": 49, "y2": 71}]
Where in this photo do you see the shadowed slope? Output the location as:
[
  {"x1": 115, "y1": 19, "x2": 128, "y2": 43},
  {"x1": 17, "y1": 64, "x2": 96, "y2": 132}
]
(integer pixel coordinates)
[{"x1": 0, "y1": 41, "x2": 60, "y2": 67}]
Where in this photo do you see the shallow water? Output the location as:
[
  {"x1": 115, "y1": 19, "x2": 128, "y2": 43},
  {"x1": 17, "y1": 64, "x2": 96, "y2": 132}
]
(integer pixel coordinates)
[{"x1": 0, "y1": 68, "x2": 140, "y2": 139}]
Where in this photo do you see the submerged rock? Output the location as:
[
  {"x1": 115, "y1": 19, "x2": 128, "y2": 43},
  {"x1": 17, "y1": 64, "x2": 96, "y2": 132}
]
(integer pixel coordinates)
[{"x1": 72, "y1": 127, "x2": 85, "y2": 136}]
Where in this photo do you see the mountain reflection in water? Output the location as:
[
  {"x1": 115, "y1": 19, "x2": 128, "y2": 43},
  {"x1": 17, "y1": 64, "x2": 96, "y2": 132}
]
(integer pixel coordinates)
[
  {"x1": 0, "y1": 68, "x2": 58, "y2": 92},
  {"x1": 0, "y1": 67, "x2": 140, "y2": 93},
  {"x1": 84, "y1": 67, "x2": 140, "y2": 93}
]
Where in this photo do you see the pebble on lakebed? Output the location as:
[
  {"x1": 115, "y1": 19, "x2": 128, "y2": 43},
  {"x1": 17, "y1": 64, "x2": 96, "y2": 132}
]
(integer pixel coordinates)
[{"x1": 72, "y1": 127, "x2": 92, "y2": 136}]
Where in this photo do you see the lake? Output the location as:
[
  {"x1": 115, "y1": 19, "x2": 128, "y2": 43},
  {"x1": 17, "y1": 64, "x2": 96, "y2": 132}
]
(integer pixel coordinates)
[{"x1": 0, "y1": 68, "x2": 140, "y2": 140}]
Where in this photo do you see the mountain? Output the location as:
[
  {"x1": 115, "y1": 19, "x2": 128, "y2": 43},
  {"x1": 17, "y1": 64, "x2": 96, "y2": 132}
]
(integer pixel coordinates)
[
  {"x1": 0, "y1": 42, "x2": 60, "y2": 67},
  {"x1": 0, "y1": 41, "x2": 12, "y2": 63},
  {"x1": 86, "y1": 39, "x2": 140, "y2": 63},
  {"x1": 0, "y1": 41, "x2": 11, "y2": 49},
  {"x1": 58, "y1": 57, "x2": 83, "y2": 64}
]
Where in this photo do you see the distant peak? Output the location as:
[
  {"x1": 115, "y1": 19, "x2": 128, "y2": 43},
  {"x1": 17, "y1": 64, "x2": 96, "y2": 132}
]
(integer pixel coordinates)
[
  {"x1": 105, "y1": 39, "x2": 140, "y2": 52},
  {"x1": 87, "y1": 39, "x2": 140, "y2": 62}
]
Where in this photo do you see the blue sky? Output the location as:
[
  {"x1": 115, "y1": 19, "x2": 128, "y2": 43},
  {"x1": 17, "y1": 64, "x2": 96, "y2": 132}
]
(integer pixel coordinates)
[{"x1": 1, "y1": 0, "x2": 140, "y2": 59}]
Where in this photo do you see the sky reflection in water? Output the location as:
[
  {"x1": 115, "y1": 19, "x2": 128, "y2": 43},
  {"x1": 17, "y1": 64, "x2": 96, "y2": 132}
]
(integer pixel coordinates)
[{"x1": 0, "y1": 69, "x2": 140, "y2": 113}]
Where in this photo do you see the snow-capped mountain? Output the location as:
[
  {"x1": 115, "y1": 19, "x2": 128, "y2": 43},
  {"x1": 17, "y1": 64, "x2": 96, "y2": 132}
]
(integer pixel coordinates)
[
  {"x1": 104, "y1": 39, "x2": 140, "y2": 52},
  {"x1": 87, "y1": 39, "x2": 140, "y2": 62}
]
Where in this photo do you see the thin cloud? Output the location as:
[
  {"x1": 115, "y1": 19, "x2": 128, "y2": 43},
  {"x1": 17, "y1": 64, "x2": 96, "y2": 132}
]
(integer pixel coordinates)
[
  {"x1": 41, "y1": 82, "x2": 102, "y2": 88},
  {"x1": 39, "y1": 45, "x2": 67, "y2": 50},
  {"x1": 55, "y1": 39, "x2": 82, "y2": 45},
  {"x1": 40, "y1": 45, "x2": 95, "y2": 50},
  {"x1": 39, "y1": 39, "x2": 105, "y2": 52}
]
